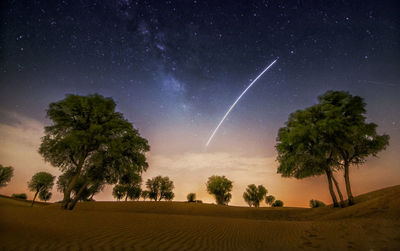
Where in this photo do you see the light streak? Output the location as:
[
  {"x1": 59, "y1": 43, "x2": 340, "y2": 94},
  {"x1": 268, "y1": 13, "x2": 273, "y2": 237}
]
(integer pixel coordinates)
[{"x1": 205, "y1": 58, "x2": 278, "y2": 147}]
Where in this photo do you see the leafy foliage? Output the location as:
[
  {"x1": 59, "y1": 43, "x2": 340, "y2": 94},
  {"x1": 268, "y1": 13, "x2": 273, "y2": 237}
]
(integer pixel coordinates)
[
  {"x1": 39, "y1": 190, "x2": 52, "y2": 202},
  {"x1": 39, "y1": 94, "x2": 150, "y2": 210},
  {"x1": 0, "y1": 165, "x2": 14, "y2": 188},
  {"x1": 112, "y1": 185, "x2": 125, "y2": 201},
  {"x1": 187, "y1": 193, "x2": 196, "y2": 202},
  {"x1": 145, "y1": 176, "x2": 175, "y2": 201},
  {"x1": 141, "y1": 190, "x2": 149, "y2": 201},
  {"x1": 265, "y1": 195, "x2": 275, "y2": 206},
  {"x1": 27, "y1": 172, "x2": 55, "y2": 206},
  {"x1": 310, "y1": 199, "x2": 326, "y2": 208},
  {"x1": 206, "y1": 175, "x2": 233, "y2": 205},
  {"x1": 11, "y1": 193, "x2": 27, "y2": 200},
  {"x1": 243, "y1": 184, "x2": 267, "y2": 207},
  {"x1": 272, "y1": 200, "x2": 284, "y2": 207}
]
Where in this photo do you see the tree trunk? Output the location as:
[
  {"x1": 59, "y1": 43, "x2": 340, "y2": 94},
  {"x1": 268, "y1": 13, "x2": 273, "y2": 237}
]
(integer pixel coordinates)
[
  {"x1": 331, "y1": 173, "x2": 345, "y2": 207},
  {"x1": 325, "y1": 170, "x2": 339, "y2": 207},
  {"x1": 31, "y1": 190, "x2": 39, "y2": 207},
  {"x1": 125, "y1": 194, "x2": 128, "y2": 202},
  {"x1": 68, "y1": 180, "x2": 90, "y2": 210},
  {"x1": 344, "y1": 162, "x2": 354, "y2": 205},
  {"x1": 61, "y1": 172, "x2": 81, "y2": 209}
]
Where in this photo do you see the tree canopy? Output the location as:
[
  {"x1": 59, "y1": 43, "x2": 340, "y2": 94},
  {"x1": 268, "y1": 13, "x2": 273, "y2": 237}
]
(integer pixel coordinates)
[
  {"x1": 276, "y1": 90, "x2": 389, "y2": 206},
  {"x1": 145, "y1": 176, "x2": 175, "y2": 201},
  {"x1": 0, "y1": 165, "x2": 14, "y2": 188},
  {"x1": 265, "y1": 195, "x2": 275, "y2": 206},
  {"x1": 206, "y1": 175, "x2": 233, "y2": 205},
  {"x1": 243, "y1": 184, "x2": 267, "y2": 207},
  {"x1": 28, "y1": 172, "x2": 55, "y2": 206},
  {"x1": 39, "y1": 94, "x2": 150, "y2": 210}
]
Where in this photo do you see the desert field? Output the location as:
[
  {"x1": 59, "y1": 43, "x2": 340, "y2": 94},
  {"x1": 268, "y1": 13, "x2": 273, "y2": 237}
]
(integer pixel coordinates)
[{"x1": 1, "y1": 185, "x2": 400, "y2": 251}]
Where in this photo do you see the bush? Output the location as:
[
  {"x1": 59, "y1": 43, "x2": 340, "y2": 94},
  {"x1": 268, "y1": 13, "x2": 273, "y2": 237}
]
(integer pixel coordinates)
[
  {"x1": 310, "y1": 199, "x2": 326, "y2": 208},
  {"x1": 187, "y1": 193, "x2": 196, "y2": 202},
  {"x1": 272, "y1": 200, "x2": 284, "y2": 207},
  {"x1": 12, "y1": 193, "x2": 27, "y2": 200}
]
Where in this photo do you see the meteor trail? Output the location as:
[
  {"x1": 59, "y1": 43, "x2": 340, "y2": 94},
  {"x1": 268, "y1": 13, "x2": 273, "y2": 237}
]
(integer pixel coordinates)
[{"x1": 205, "y1": 58, "x2": 278, "y2": 147}]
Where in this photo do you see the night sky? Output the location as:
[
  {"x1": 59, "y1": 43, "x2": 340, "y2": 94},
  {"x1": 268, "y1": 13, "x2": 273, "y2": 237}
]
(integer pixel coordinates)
[{"x1": 1, "y1": 0, "x2": 399, "y2": 206}]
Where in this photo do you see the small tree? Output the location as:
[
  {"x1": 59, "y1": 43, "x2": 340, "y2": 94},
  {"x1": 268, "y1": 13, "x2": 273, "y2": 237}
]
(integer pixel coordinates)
[
  {"x1": 272, "y1": 200, "x2": 284, "y2": 207},
  {"x1": 146, "y1": 176, "x2": 175, "y2": 201},
  {"x1": 243, "y1": 184, "x2": 267, "y2": 207},
  {"x1": 141, "y1": 190, "x2": 149, "y2": 201},
  {"x1": 265, "y1": 195, "x2": 275, "y2": 206},
  {"x1": 27, "y1": 172, "x2": 55, "y2": 206},
  {"x1": 39, "y1": 190, "x2": 52, "y2": 202},
  {"x1": 12, "y1": 193, "x2": 27, "y2": 200},
  {"x1": 112, "y1": 185, "x2": 125, "y2": 201},
  {"x1": 206, "y1": 175, "x2": 233, "y2": 205},
  {"x1": 164, "y1": 191, "x2": 175, "y2": 201},
  {"x1": 310, "y1": 199, "x2": 325, "y2": 208},
  {"x1": 0, "y1": 165, "x2": 14, "y2": 188},
  {"x1": 187, "y1": 193, "x2": 196, "y2": 202},
  {"x1": 126, "y1": 185, "x2": 142, "y2": 201}
]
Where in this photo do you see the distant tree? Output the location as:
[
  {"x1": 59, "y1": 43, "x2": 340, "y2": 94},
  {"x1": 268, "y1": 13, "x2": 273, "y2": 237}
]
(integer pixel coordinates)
[
  {"x1": 272, "y1": 200, "x2": 284, "y2": 207},
  {"x1": 206, "y1": 175, "x2": 233, "y2": 205},
  {"x1": 126, "y1": 185, "x2": 142, "y2": 201},
  {"x1": 11, "y1": 193, "x2": 27, "y2": 200},
  {"x1": 39, "y1": 190, "x2": 52, "y2": 202},
  {"x1": 39, "y1": 94, "x2": 150, "y2": 210},
  {"x1": 0, "y1": 165, "x2": 14, "y2": 188},
  {"x1": 163, "y1": 191, "x2": 175, "y2": 201},
  {"x1": 146, "y1": 176, "x2": 175, "y2": 201},
  {"x1": 27, "y1": 172, "x2": 55, "y2": 206},
  {"x1": 243, "y1": 184, "x2": 267, "y2": 207},
  {"x1": 265, "y1": 195, "x2": 275, "y2": 206},
  {"x1": 141, "y1": 190, "x2": 149, "y2": 201},
  {"x1": 112, "y1": 185, "x2": 125, "y2": 201},
  {"x1": 310, "y1": 199, "x2": 326, "y2": 208},
  {"x1": 318, "y1": 91, "x2": 390, "y2": 205},
  {"x1": 187, "y1": 193, "x2": 196, "y2": 202}
]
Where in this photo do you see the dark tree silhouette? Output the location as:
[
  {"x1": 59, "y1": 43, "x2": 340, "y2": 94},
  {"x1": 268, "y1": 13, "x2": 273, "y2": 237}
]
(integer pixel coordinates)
[
  {"x1": 11, "y1": 193, "x2": 27, "y2": 200},
  {"x1": 27, "y1": 172, "x2": 55, "y2": 206},
  {"x1": 187, "y1": 193, "x2": 196, "y2": 202},
  {"x1": 146, "y1": 176, "x2": 175, "y2": 201},
  {"x1": 39, "y1": 94, "x2": 150, "y2": 210},
  {"x1": 243, "y1": 184, "x2": 267, "y2": 207},
  {"x1": 112, "y1": 185, "x2": 125, "y2": 201},
  {"x1": 39, "y1": 190, "x2": 52, "y2": 202},
  {"x1": 0, "y1": 165, "x2": 14, "y2": 188},
  {"x1": 141, "y1": 190, "x2": 149, "y2": 201},
  {"x1": 206, "y1": 175, "x2": 233, "y2": 205},
  {"x1": 272, "y1": 200, "x2": 284, "y2": 207},
  {"x1": 265, "y1": 195, "x2": 275, "y2": 206},
  {"x1": 310, "y1": 199, "x2": 325, "y2": 208},
  {"x1": 126, "y1": 185, "x2": 142, "y2": 201}
]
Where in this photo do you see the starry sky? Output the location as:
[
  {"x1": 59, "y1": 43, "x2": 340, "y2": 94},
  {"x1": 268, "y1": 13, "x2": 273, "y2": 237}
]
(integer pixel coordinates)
[{"x1": 0, "y1": 0, "x2": 399, "y2": 207}]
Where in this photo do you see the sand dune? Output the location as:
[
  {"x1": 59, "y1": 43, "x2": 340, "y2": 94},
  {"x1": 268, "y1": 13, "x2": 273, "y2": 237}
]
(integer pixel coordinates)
[{"x1": 1, "y1": 185, "x2": 400, "y2": 250}]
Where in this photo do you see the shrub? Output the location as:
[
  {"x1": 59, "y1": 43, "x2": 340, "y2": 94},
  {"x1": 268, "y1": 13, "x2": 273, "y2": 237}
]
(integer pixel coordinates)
[
  {"x1": 272, "y1": 200, "x2": 284, "y2": 207},
  {"x1": 310, "y1": 199, "x2": 326, "y2": 208},
  {"x1": 187, "y1": 193, "x2": 196, "y2": 202},
  {"x1": 12, "y1": 193, "x2": 27, "y2": 200}
]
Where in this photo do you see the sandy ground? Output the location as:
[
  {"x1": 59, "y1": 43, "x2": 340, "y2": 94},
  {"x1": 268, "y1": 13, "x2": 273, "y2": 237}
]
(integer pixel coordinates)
[{"x1": 1, "y1": 185, "x2": 400, "y2": 250}]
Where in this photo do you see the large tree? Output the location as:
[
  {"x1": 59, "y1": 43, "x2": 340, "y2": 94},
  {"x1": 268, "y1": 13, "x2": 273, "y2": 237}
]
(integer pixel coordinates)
[
  {"x1": 0, "y1": 165, "x2": 14, "y2": 188},
  {"x1": 276, "y1": 104, "x2": 345, "y2": 207},
  {"x1": 27, "y1": 172, "x2": 55, "y2": 206},
  {"x1": 39, "y1": 94, "x2": 150, "y2": 210},
  {"x1": 206, "y1": 175, "x2": 233, "y2": 205},
  {"x1": 145, "y1": 176, "x2": 175, "y2": 201},
  {"x1": 276, "y1": 91, "x2": 389, "y2": 206},
  {"x1": 243, "y1": 184, "x2": 267, "y2": 207},
  {"x1": 318, "y1": 91, "x2": 389, "y2": 205}
]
